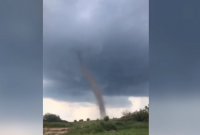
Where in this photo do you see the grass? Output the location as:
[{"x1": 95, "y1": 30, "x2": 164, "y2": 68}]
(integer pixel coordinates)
[{"x1": 44, "y1": 119, "x2": 148, "y2": 135}]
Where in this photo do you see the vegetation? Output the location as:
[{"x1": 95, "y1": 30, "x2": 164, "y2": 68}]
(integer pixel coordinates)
[
  {"x1": 87, "y1": 118, "x2": 90, "y2": 121},
  {"x1": 79, "y1": 119, "x2": 84, "y2": 122},
  {"x1": 104, "y1": 116, "x2": 109, "y2": 121},
  {"x1": 43, "y1": 113, "x2": 71, "y2": 128},
  {"x1": 43, "y1": 105, "x2": 149, "y2": 135},
  {"x1": 67, "y1": 120, "x2": 148, "y2": 135},
  {"x1": 43, "y1": 113, "x2": 68, "y2": 123},
  {"x1": 121, "y1": 105, "x2": 149, "y2": 122},
  {"x1": 43, "y1": 122, "x2": 73, "y2": 128}
]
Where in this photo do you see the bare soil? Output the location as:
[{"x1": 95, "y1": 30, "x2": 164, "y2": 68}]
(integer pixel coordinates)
[{"x1": 43, "y1": 127, "x2": 69, "y2": 135}]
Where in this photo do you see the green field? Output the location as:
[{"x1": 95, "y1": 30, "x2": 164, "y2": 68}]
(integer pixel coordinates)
[{"x1": 43, "y1": 119, "x2": 148, "y2": 135}]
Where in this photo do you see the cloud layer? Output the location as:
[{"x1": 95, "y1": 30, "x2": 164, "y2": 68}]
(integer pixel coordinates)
[{"x1": 43, "y1": 0, "x2": 149, "y2": 107}]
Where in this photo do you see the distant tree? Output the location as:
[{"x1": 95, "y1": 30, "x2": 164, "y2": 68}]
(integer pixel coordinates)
[
  {"x1": 113, "y1": 117, "x2": 117, "y2": 120},
  {"x1": 79, "y1": 119, "x2": 83, "y2": 122},
  {"x1": 121, "y1": 105, "x2": 149, "y2": 122},
  {"x1": 96, "y1": 119, "x2": 99, "y2": 121},
  {"x1": 104, "y1": 116, "x2": 109, "y2": 121},
  {"x1": 74, "y1": 120, "x2": 77, "y2": 122},
  {"x1": 121, "y1": 110, "x2": 132, "y2": 121},
  {"x1": 43, "y1": 113, "x2": 62, "y2": 122},
  {"x1": 87, "y1": 118, "x2": 90, "y2": 121},
  {"x1": 144, "y1": 105, "x2": 149, "y2": 112},
  {"x1": 122, "y1": 110, "x2": 131, "y2": 117}
]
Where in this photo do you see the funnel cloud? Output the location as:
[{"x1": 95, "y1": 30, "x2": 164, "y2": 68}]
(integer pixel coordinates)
[{"x1": 77, "y1": 52, "x2": 106, "y2": 118}]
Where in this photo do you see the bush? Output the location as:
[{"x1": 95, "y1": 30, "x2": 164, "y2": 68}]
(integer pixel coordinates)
[
  {"x1": 96, "y1": 119, "x2": 99, "y2": 121},
  {"x1": 104, "y1": 116, "x2": 109, "y2": 121},
  {"x1": 121, "y1": 105, "x2": 149, "y2": 122},
  {"x1": 100, "y1": 121, "x2": 117, "y2": 131},
  {"x1": 87, "y1": 118, "x2": 90, "y2": 121},
  {"x1": 74, "y1": 120, "x2": 77, "y2": 122},
  {"x1": 132, "y1": 108, "x2": 149, "y2": 122},
  {"x1": 61, "y1": 120, "x2": 68, "y2": 123},
  {"x1": 79, "y1": 119, "x2": 83, "y2": 122},
  {"x1": 121, "y1": 110, "x2": 132, "y2": 121},
  {"x1": 115, "y1": 121, "x2": 123, "y2": 126},
  {"x1": 43, "y1": 113, "x2": 62, "y2": 122}
]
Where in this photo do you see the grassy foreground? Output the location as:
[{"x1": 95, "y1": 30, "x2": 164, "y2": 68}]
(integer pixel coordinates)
[{"x1": 43, "y1": 119, "x2": 148, "y2": 135}]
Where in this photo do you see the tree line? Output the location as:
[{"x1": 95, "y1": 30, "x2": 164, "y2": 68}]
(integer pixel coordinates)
[{"x1": 43, "y1": 105, "x2": 149, "y2": 122}]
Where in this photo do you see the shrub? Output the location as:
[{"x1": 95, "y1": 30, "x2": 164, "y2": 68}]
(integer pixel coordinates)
[
  {"x1": 61, "y1": 120, "x2": 68, "y2": 123},
  {"x1": 74, "y1": 120, "x2": 77, "y2": 122},
  {"x1": 79, "y1": 119, "x2": 83, "y2": 122},
  {"x1": 87, "y1": 118, "x2": 90, "y2": 121},
  {"x1": 121, "y1": 110, "x2": 132, "y2": 121},
  {"x1": 100, "y1": 121, "x2": 117, "y2": 131},
  {"x1": 132, "y1": 108, "x2": 149, "y2": 122},
  {"x1": 115, "y1": 121, "x2": 123, "y2": 126},
  {"x1": 104, "y1": 116, "x2": 109, "y2": 121},
  {"x1": 121, "y1": 105, "x2": 149, "y2": 122},
  {"x1": 134, "y1": 105, "x2": 149, "y2": 122},
  {"x1": 43, "y1": 113, "x2": 62, "y2": 122}
]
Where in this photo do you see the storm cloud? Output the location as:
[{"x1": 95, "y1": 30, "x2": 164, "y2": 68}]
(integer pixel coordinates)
[{"x1": 43, "y1": 0, "x2": 149, "y2": 107}]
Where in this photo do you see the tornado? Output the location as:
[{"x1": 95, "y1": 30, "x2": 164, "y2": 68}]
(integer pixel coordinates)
[{"x1": 77, "y1": 52, "x2": 106, "y2": 119}]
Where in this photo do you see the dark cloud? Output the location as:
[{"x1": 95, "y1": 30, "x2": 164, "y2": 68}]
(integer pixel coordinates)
[
  {"x1": 150, "y1": 1, "x2": 200, "y2": 135},
  {"x1": 0, "y1": 1, "x2": 43, "y2": 135},
  {"x1": 43, "y1": 0, "x2": 149, "y2": 107},
  {"x1": 150, "y1": 1, "x2": 200, "y2": 97}
]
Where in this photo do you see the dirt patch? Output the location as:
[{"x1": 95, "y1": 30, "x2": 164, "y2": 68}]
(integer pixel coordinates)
[{"x1": 43, "y1": 127, "x2": 69, "y2": 135}]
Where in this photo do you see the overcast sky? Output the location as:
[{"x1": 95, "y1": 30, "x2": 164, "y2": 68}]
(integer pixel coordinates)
[
  {"x1": 1, "y1": 0, "x2": 199, "y2": 135},
  {"x1": 43, "y1": 0, "x2": 149, "y2": 121},
  {"x1": 0, "y1": 0, "x2": 43, "y2": 134}
]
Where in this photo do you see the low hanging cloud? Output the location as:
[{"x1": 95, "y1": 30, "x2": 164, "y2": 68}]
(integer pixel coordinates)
[{"x1": 43, "y1": 0, "x2": 149, "y2": 107}]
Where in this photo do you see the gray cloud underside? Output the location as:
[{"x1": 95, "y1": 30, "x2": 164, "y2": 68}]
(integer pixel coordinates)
[
  {"x1": 0, "y1": 0, "x2": 43, "y2": 122},
  {"x1": 43, "y1": 0, "x2": 149, "y2": 106}
]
